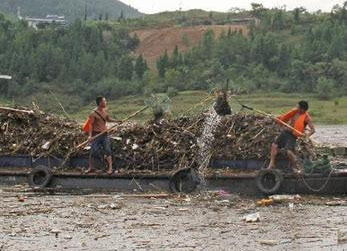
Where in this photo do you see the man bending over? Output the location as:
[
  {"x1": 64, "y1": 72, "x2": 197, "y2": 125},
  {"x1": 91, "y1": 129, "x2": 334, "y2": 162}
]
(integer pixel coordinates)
[{"x1": 267, "y1": 101, "x2": 315, "y2": 171}]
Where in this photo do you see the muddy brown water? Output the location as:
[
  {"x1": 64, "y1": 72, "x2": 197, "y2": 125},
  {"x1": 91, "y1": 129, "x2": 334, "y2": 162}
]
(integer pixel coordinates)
[
  {"x1": 313, "y1": 125, "x2": 347, "y2": 147},
  {"x1": 1, "y1": 191, "x2": 347, "y2": 251},
  {"x1": 1, "y1": 125, "x2": 347, "y2": 251}
]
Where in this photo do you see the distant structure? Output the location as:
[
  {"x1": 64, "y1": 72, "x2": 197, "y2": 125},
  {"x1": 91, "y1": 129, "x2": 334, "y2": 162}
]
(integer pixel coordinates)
[
  {"x1": 229, "y1": 18, "x2": 260, "y2": 26},
  {"x1": 17, "y1": 7, "x2": 66, "y2": 29},
  {"x1": 0, "y1": 75, "x2": 12, "y2": 80}
]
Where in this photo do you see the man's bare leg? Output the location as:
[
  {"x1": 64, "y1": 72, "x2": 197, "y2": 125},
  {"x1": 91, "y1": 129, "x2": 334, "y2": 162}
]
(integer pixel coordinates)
[
  {"x1": 287, "y1": 150, "x2": 298, "y2": 172},
  {"x1": 106, "y1": 156, "x2": 113, "y2": 175},
  {"x1": 267, "y1": 143, "x2": 279, "y2": 169},
  {"x1": 86, "y1": 155, "x2": 94, "y2": 173}
]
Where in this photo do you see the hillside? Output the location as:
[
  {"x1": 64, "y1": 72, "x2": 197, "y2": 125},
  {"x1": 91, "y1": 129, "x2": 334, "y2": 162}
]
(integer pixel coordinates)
[
  {"x1": 126, "y1": 9, "x2": 252, "y2": 30},
  {"x1": 128, "y1": 9, "x2": 252, "y2": 67},
  {"x1": 134, "y1": 24, "x2": 248, "y2": 67},
  {"x1": 0, "y1": 0, "x2": 142, "y2": 21},
  {"x1": 1, "y1": 3, "x2": 347, "y2": 113}
]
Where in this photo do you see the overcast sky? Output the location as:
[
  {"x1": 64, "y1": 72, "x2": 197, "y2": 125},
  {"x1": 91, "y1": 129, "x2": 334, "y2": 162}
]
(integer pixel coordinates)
[{"x1": 125, "y1": 0, "x2": 346, "y2": 14}]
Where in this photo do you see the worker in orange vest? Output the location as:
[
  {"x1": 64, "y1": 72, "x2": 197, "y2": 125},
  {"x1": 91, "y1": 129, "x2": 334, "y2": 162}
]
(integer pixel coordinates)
[{"x1": 267, "y1": 101, "x2": 316, "y2": 172}]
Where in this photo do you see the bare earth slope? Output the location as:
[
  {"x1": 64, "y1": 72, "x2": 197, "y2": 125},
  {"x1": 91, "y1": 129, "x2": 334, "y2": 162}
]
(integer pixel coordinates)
[{"x1": 134, "y1": 24, "x2": 247, "y2": 67}]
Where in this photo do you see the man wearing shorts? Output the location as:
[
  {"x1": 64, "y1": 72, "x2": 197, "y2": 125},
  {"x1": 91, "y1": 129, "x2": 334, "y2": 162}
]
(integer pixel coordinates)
[
  {"x1": 267, "y1": 101, "x2": 315, "y2": 171},
  {"x1": 86, "y1": 96, "x2": 117, "y2": 175}
]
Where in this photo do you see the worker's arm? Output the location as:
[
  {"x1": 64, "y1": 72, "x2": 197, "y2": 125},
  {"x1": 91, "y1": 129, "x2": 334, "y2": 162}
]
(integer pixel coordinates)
[{"x1": 306, "y1": 116, "x2": 316, "y2": 137}]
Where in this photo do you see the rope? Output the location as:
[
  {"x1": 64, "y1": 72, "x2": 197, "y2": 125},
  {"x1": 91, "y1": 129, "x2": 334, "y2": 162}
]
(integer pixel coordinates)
[{"x1": 299, "y1": 169, "x2": 334, "y2": 193}]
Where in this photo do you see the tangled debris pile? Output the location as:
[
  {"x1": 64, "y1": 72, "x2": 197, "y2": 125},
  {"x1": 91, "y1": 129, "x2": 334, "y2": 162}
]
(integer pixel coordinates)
[
  {"x1": 212, "y1": 114, "x2": 315, "y2": 160},
  {"x1": 0, "y1": 106, "x2": 316, "y2": 170},
  {"x1": 110, "y1": 116, "x2": 205, "y2": 170},
  {"x1": 0, "y1": 107, "x2": 85, "y2": 158}
]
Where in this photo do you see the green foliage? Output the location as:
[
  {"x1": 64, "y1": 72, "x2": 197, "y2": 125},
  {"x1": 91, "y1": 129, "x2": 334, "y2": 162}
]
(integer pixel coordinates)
[
  {"x1": 152, "y1": 2, "x2": 347, "y2": 97},
  {"x1": 3, "y1": 2, "x2": 347, "y2": 111},
  {"x1": 118, "y1": 55, "x2": 134, "y2": 81},
  {"x1": 0, "y1": 16, "x2": 142, "y2": 105},
  {"x1": 123, "y1": 9, "x2": 250, "y2": 30},
  {"x1": 156, "y1": 50, "x2": 169, "y2": 78},
  {"x1": 316, "y1": 77, "x2": 336, "y2": 100},
  {"x1": 66, "y1": 90, "x2": 347, "y2": 124},
  {"x1": 134, "y1": 54, "x2": 147, "y2": 79},
  {"x1": 0, "y1": 0, "x2": 142, "y2": 21},
  {"x1": 144, "y1": 94, "x2": 171, "y2": 120},
  {"x1": 167, "y1": 87, "x2": 178, "y2": 97}
]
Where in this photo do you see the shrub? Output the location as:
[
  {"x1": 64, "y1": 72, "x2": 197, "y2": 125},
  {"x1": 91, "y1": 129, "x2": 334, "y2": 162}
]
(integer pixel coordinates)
[
  {"x1": 316, "y1": 77, "x2": 336, "y2": 100},
  {"x1": 167, "y1": 86, "x2": 178, "y2": 97}
]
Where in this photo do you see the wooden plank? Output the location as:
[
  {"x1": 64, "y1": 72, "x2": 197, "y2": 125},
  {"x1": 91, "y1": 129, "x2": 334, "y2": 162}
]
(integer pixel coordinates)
[
  {"x1": 121, "y1": 193, "x2": 170, "y2": 198},
  {"x1": 0, "y1": 107, "x2": 34, "y2": 114}
]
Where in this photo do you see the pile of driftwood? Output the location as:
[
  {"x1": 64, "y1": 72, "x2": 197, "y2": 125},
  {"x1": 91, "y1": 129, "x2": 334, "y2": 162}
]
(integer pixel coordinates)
[
  {"x1": 212, "y1": 114, "x2": 315, "y2": 160},
  {"x1": 110, "y1": 116, "x2": 205, "y2": 170},
  {"x1": 0, "y1": 107, "x2": 85, "y2": 158},
  {"x1": 0, "y1": 106, "x2": 315, "y2": 170}
]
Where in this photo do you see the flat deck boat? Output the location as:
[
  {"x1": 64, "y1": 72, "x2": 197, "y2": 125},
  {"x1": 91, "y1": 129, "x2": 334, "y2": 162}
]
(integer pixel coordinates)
[{"x1": 1, "y1": 154, "x2": 347, "y2": 195}]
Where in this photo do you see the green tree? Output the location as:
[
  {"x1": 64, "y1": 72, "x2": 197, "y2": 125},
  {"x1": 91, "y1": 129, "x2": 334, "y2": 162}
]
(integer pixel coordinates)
[
  {"x1": 202, "y1": 30, "x2": 215, "y2": 59},
  {"x1": 170, "y1": 46, "x2": 180, "y2": 68},
  {"x1": 250, "y1": 3, "x2": 266, "y2": 18},
  {"x1": 135, "y1": 54, "x2": 147, "y2": 79},
  {"x1": 316, "y1": 77, "x2": 336, "y2": 100},
  {"x1": 293, "y1": 7, "x2": 306, "y2": 24},
  {"x1": 156, "y1": 50, "x2": 169, "y2": 78},
  {"x1": 164, "y1": 69, "x2": 182, "y2": 90},
  {"x1": 118, "y1": 55, "x2": 134, "y2": 80}
]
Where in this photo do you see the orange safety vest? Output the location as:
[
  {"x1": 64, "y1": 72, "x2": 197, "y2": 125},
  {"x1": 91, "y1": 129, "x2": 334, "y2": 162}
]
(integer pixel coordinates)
[
  {"x1": 277, "y1": 109, "x2": 308, "y2": 138},
  {"x1": 82, "y1": 117, "x2": 92, "y2": 134}
]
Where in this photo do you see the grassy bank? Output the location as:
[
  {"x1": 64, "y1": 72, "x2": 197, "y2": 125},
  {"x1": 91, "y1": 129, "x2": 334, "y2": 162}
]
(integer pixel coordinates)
[
  {"x1": 69, "y1": 91, "x2": 347, "y2": 124},
  {"x1": 1, "y1": 91, "x2": 346, "y2": 124}
]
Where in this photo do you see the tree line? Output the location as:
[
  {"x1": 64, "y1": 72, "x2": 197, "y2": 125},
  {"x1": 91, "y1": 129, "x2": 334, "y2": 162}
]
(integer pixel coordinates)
[
  {"x1": 155, "y1": 2, "x2": 347, "y2": 99},
  {"x1": 0, "y1": 15, "x2": 148, "y2": 104},
  {"x1": 1, "y1": 2, "x2": 347, "y2": 109}
]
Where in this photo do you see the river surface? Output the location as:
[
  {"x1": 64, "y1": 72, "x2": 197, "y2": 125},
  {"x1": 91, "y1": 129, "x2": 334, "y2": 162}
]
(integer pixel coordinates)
[
  {"x1": 1, "y1": 125, "x2": 347, "y2": 250},
  {"x1": 2, "y1": 190, "x2": 347, "y2": 251},
  {"x1": 313, "y1": 125, "x2": 347, "y2": 147}
]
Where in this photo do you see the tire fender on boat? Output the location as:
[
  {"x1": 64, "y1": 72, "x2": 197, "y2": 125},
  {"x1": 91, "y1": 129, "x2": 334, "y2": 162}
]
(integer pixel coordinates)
[
  {"x1": 256, "y1": 169, "x2": 283, "y2": 195},
  {"x1": 170, "y1": 168, "x2": 200, "y2": 194},
  {"x1": 28, "y1": 165, "x2": 53, "y2": 188}
]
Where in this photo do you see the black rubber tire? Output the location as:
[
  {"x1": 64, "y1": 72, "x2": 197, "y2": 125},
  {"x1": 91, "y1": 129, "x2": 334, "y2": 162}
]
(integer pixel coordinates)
[
  {"x1": 170, "y1": 168, "x2": 199, "y2": 194},
  {"x1": 256, "y1": 169, "x2": 283, "y2": 195},
  {"x1": 28, "y1": 165, "x2": 53, "y2": 188}
]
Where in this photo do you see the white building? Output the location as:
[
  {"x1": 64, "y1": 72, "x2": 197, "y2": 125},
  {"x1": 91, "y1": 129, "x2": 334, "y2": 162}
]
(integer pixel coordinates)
[{"x1": 17, "y1": 8, "x2": 66, "y2": 29}]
